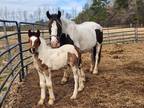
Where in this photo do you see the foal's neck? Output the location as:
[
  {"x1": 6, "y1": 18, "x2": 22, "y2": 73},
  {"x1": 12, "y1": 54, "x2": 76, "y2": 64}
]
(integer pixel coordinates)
[{"x1": 38, "y1": 37, "x2": 51, "y2": 53}]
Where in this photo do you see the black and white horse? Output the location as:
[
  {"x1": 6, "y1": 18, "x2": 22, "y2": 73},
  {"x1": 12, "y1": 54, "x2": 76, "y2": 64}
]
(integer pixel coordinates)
[{"x1": 46, "y1": 11, "x2": 103, "y2": 75}]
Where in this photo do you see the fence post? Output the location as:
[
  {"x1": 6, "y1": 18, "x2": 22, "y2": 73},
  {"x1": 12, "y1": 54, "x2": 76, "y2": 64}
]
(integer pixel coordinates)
[
  {"x1": 134, "y1": 25, "x2": 138, "y2": 42},
  {"x1": 16, "y1": 23, "x2": 25, "y2": 81},
  {"x1": 3, "y1": 22, "x2": 13, "y2": 76}
]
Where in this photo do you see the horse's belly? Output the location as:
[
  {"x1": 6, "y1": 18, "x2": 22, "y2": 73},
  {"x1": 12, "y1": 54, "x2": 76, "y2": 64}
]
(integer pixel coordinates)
[
  {"x1": 49, "y1": 54, "x2": 67, "y2": 70},
  {"x1": 78, "y1": 35, "x2": 96, "y2": 51},
  {"x1": 80, "y1": 42, "x2": 96, "y2": 51}
]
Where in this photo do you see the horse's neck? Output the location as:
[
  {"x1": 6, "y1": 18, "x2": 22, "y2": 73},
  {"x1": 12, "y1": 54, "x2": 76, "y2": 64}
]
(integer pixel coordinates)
[{"x1": 61, "y1": 19, "x2": 76, "y2": 35}]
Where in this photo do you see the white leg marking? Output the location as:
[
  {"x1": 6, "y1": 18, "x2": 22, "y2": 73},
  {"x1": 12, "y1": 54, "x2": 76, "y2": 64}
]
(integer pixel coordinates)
[
  {"x1": 90, "y1": 50, "x2": 94, "y2": 72},
  {"x1": 70, "y1": 66, "x2": 78, "y2": 99},
  {"x1": 37, "y1": 72, "x2": 46, "y2": 105},
  {"x1": 44, "y1": 70, "x2": 55, "y2": 105},
  {"x1": 80, "y1": 68, "x2": 85, "y2": 82},
  {"x1": 90, "y1": 64, "x2": 94, "y2": 72},
  {"x1": 93, "y1": 43, "x2": 101, "y2": 74},
  {"x1": 78, "y1": 69, "x2": 84, "y2": 92}
]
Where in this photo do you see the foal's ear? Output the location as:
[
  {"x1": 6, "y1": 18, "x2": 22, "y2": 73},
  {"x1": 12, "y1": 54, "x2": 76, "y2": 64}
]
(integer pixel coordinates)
[
  {"x1": 46, "y1": 11, "x2": 51, "y2": 19},
  {"x1": 36, "y1": 30, "x2": 40, "y2": 37},
  {"x1": 57, "y1": 10, "x2": 61, "y2": 18},
  {"x1": 28, "y1": 30, "x2": 31, "y2": 37}
]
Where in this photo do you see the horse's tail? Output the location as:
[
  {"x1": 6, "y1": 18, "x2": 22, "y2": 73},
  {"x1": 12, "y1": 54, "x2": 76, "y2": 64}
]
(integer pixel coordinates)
[
  {"x1": 95, "y1": 29, "x2": 103, "y2": 64},
  {"x1": 98, "y1": 44, "x2": 102, "y2": 64}
]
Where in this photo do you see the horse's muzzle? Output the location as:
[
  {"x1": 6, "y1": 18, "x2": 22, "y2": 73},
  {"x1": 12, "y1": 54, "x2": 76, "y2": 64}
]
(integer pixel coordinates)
[{"x1": 50, "y1": 42, "x2": 60, "y2": 48}]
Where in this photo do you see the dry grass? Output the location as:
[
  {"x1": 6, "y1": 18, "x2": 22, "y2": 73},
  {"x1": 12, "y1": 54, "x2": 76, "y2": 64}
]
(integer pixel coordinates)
[{"x1": 3, "y1": 42, "x2": 144, "y2": 108}]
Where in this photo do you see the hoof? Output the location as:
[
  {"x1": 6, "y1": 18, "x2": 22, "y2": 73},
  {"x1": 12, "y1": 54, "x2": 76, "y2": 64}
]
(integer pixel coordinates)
[
  {"x1": 70, "y1": 95, "x2": 77, "y2": 99},
  {"x1": 48, "y1": 99, "x2": 54, "y2": 105},
  {"x1": 92, "y1": 70, "x2": 98, "y2": 75},
  {"x1": 82, "y1": 77, "x2": 86, "y2": 82},
  {"x1": 90, "y1": 68, "x2": 93, "y2": 72},
  {"x1": 60, "y1": 80, "x2": 67, "y2": 85},
  {"x1": 38, "y1": 99, "x2": 44, "y2": 105},
  {"x1": 78, "y1": 86, "x2": 84, "y2": 92},
  {"x1": 61, "y1": 78, "x2": 68, "y2": 85}
]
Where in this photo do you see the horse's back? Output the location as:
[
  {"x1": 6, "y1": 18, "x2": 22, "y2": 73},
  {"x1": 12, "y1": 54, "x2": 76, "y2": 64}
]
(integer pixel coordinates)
[
  {"x1": 75, "y1": 22, "x2": 103, "y2": 51},
  {"x1": 60, "y1": 44, "x2": 78, "y2": 57},
  {"x1": 78, "y1": 21, "x2": 102, "y2": 31}
]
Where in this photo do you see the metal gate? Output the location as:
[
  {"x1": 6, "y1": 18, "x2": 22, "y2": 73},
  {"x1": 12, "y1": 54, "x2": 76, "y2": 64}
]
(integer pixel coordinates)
[{"x1": 0, "y1": 20, "x2": 48, "y2": 106}]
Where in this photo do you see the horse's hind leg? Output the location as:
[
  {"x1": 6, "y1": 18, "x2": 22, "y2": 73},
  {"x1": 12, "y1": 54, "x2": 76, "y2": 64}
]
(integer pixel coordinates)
[
  {"x1": 90, "y1": 48, "x2": 96, "y2": 72},
  {"x1": 37, "y1": 71, "x2": 46, "y2": 105},
  {"x1": 92, "y1": 29, "x2": 103, "y2": 74},
  {"x1": 93, "y1": 43, "x2": 102, "y2": 74}
]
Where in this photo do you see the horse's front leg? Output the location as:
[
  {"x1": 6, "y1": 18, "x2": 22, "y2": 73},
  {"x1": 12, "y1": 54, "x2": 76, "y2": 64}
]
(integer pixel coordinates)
[
  {"x1": 37, "y1": 71, "x2": 46, "y2": 105},
  {"x1": 44, "y1": 69, "x2": 55, "y2": 105}
]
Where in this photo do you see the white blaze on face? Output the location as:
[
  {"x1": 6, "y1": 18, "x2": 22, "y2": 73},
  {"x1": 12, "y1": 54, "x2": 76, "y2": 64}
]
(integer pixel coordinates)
[
  {"x1": 30, "y1": 36, "x2": 37, "y2": 46},
  {"x1": 51, "y1": 21, "x2": 58, "y2": 46}
]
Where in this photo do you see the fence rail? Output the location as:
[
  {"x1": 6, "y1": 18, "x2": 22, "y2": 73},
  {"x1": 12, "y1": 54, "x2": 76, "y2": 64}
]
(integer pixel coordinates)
[
  {"x1": 0, "y1": 20, "x2": 144, "y2": 107},
  {"x1": 103, "y1": 27, "x2": 144, "y2": 44}
]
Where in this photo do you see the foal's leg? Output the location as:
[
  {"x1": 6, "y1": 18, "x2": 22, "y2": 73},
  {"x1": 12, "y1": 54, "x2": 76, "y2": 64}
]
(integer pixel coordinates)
[
  {"x1": 44, "y1": 70, "x2": 55, "y2": 105},
  {"x1": 37, "y1": 71, "x2": 46, "y2": 105},
  {"x1": 79, "y1": 64, "x2": 85, "y2": 82},
  {"x1": 70, "y1": 66, "x2": 79, "y2": 99},
  {"x1": 93, "y1": 43, "x2": 102, "y2": 74},
  {"x1": 61, "y1": 68, "x2": 69, "y2": 84},
  {"x1": 78, "y1": 68, "x2": 84, "y2": 92}
]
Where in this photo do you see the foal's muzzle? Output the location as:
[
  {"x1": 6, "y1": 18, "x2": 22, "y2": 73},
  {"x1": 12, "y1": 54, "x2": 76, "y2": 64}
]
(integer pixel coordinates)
[{"x1": 29, "y1": 48, "x2": 36, "y2": 54}]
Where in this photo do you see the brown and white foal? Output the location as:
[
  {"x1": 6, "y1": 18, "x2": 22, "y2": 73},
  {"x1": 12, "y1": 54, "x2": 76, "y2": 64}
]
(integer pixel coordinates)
[{"x1": 28, "y1": 30, "x2": 84, "y2": 105}]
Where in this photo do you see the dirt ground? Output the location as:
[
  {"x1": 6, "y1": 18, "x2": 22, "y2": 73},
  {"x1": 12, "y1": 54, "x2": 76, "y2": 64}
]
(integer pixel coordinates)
[{"x1": 3, "y1": 42, "x2": 144, "y2": 108}]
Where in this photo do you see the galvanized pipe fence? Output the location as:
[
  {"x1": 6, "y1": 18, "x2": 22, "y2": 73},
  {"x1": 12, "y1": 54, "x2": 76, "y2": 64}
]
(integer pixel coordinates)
[{"x1": 0, "y1": 20, "x2": 144, "y2": 107}]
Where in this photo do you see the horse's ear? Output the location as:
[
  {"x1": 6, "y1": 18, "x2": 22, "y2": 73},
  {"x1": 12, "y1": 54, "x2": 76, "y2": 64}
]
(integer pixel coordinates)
[
  {"x1": 46, "y1": 11, "x2": 51, "y2": 19},
  {"x1": 28, "y1": 30, "x2": 31, "y2": 37},
  {"x1": 37, "y1": 30, "x2": 40, "y2": 37},
  {"x1": 58, "y1": 10, "x2": 61, "y2": 18}
]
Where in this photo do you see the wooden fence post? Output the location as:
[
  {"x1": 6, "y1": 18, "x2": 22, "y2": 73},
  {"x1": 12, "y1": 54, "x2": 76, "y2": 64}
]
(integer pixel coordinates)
[{"x1": 134, "y1": 26, "x2": 138, "y2": 42}]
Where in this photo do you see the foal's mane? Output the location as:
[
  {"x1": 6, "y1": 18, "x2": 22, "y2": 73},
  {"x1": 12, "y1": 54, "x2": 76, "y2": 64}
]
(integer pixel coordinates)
[{"x1": 39, "y1": 37, "x2": 51, "y2": 48}]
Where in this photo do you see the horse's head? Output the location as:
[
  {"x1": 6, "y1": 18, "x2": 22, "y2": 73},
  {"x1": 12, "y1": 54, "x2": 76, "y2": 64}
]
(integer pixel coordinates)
[
  {"x1": 46, "y1": 10, "x2": 62, "y2": 48},
  {"x1": 28, "y1": 30, "x2": 41, "y2": 54}
]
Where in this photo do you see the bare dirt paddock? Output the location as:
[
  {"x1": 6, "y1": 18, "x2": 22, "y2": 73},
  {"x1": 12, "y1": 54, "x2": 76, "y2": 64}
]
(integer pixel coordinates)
[{"x1": 3, "y1": 42, "x2": 144, "y2": 108}]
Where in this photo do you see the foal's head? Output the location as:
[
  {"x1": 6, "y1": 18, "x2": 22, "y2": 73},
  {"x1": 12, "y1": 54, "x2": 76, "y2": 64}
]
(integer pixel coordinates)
[
  {"x1": 28, "y1": 30, "x2": 41, "y2": 54},
  {"x1": 46, "y1": 10, "x2": 62, "y2": 48}
]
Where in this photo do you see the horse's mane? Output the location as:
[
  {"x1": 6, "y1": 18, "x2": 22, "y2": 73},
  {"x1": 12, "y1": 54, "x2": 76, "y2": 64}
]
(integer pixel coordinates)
[
  {"x1": 61, "y1": 18, "x2": 75, "y2": 26},
  {"x1": 61, "y1": 18, "x2": 76, "y2": 34}
]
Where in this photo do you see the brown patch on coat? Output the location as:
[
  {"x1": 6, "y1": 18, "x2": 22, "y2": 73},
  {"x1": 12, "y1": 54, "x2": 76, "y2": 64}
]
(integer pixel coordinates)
[
  {"x1": 74, "y1": 46, "x2": 82, "y2": 68},
  {"x1": 67, "y1": 52, "x2": 78, "y2": 67},
  {"x1": 34, "y1": 54, "x2": 48, "y2": 72},
  {"x1": 74, "y1": 46, "x2": 81, "y2": 58}
]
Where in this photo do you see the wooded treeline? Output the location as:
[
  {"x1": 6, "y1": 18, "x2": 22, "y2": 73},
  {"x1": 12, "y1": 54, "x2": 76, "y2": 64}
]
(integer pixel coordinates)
[{"x1": 75, "y1": 0, "x2": 144, "y2": 27}]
